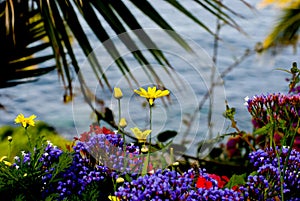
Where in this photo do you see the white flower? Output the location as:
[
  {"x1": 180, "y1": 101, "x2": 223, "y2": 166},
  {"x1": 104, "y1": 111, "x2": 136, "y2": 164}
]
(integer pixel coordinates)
[
  {"x1": 21, "y1": 151, "x2": 26, "y2": 156},
  {"x1": 47, "y1": 140, "x2": 53, "y2": 146},
  {"x1": 244, "y1": 96, "x2": 249, "y2": 106},
  {"x1": 15, "y1": 165, "x2": 19, "y2": 170},
  {"x1": 44, "y1": 153, "x2": 49, "y2": 157},
  {"x1": 14, "y1": 156, "x2": 19, "y2": 161}
]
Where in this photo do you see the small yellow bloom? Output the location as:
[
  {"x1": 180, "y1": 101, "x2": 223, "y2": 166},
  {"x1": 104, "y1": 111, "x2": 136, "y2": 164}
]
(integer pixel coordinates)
[
  {"x1": 114, "y1": 87, "x2": 123, "y2": 99},
  {"x1": 134, "y1": 86, "x2": 170, "y2": 106},
  {"x1": 7, "y1": 136, "x2": 12, "y2": 142},
  {"x1": 141, "y1": 145, "x2": 149, "y2": 153},
  {"x1": 15, "y1": 113, "x2": 36, "y2": 128},
  {"x1": 131, "y1": 127, "x2": 151, "y2": 143},
  {"x1": 119, "y1": 118, "x2": 127, "y2": 128},
  {"x1": 0, "y1": 156, "x2": 12, "y2": 166},
  {"x1": 116, "y1": 177, "x2": 125, "y2": 183},
  {"x1": 108, "y1": 195, "x2": 120, "y2": 201}
]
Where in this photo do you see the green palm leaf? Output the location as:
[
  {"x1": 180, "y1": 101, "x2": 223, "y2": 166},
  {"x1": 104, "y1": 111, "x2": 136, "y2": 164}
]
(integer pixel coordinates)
[
  {"x1": 262, "y1": 6, "x2": 300, "y2": 49},
  {"x1": 1, "y1": 0, "x2": 247, "y2": 123}
]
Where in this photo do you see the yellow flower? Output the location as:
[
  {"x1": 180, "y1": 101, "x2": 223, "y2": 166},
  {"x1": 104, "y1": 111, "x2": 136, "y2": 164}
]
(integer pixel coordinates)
[
  {"x1": 131, "y1": 127, "x2": 151, "y2": 143},
  {"x1": 113, "y1": 87, "x2": 123, "y2": 99},
  {"x1": 134, "y1": 86, "x2": 170, "y2": 106},
  {"x1": 119, "y1": 118, "x2": 127, "y2": 128},
  {"x1": 108, "y1": 195, "x2": 120, "y2": 201},
  {"x1": 116, "y1": 177, "x2": 125, "y2": 183},
  {"x1": 0, "y1": 156, "x2": 11, "y2": 166},
  {"x1": 7, "y1": 136, "x2": 12, "y2": 142},
  {"x1": 14, "y1": 113, "x2": 36, "y2": 128},
  {"x1": 141, "y1": 145, "x2": 149, "y2": 153}
]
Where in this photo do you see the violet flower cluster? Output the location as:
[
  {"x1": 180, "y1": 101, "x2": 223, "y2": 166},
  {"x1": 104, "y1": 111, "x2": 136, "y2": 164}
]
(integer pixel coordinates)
[
  {"x1": 245, "y1": 93, "x2": 300, "y2": 128},
  {"x1": 83, "y1": 133, "x2": 143, "y2": 175},
  {"x1": 240, "y1": 147, "x2": 300, "y2": 200},
  {"x1": 115, "y1": 168, "x2": 242, "y2": 201},
  {"x1": 245, "y1": 93, "x2": 300, "y2": 150},
  {"x1": 11, "y1": 133, "x2": 143, "y2": 200}
]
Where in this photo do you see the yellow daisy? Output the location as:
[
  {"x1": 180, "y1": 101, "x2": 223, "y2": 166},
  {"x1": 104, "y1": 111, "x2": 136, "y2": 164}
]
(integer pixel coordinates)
[
  {"x1": 134, "y1": 86, "x2": 169, "y2": 106},
  {"x1": 15, "y1": 113, "x2": 36, "y2": 128}
]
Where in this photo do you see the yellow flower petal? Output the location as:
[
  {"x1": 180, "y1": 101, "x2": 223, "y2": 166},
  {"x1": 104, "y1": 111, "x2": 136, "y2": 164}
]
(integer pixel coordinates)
[
  {"x1": 149, "y1": 98, "x2": 154, "y2": 106},
  {"x1": 0, "y1": 156, "x2": 11, "y2": 166},
  {"x1": 0, "y1": 156, "x2": 7, "y2": 162},
  {"x1": 108, "y1": 196, "x2": 120, "y2": 201},
  {"x1": 27, "y1": 115, "x2": 37, "y2": 127},
  {"x1": 14, "y1": 113, "x2": 25, "y2": 124}
]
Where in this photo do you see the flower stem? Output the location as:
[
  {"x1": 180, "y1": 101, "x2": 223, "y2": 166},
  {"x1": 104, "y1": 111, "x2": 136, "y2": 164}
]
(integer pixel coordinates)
[
  {"x1": 25, "y1": 128, "x2": 32, "y2": 149},
  {"x1": 118, "y1": 99, "x2": 128, "y2": 171},
  {"x1": 118, "y1": 99, "x2": 121, "y2": 133},
  {"x1": 147, "y1": 105, "x2": 153, "y2": 171},
  {"x1": 8, "y1": 142, "x2": 11, "y2": 160}
]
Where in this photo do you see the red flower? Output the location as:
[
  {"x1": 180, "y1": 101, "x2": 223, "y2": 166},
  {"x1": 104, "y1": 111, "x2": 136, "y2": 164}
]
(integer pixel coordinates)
[
  {"x1": 91, "y1": 125, "x2": 113, "y2": 135},
  {"x1": 196, "y1": 176, "x2": 213, "y2": 189},
  {"x1": 196, "y1": 174, "x2": 229, "y2": 189},
  {"x1": 79, "y1": 131, "x2": 91, "y2": 142},
  {"x1": 77, "y1": 125, "x2": 114, "y2": 142},
  {"x1": 232, "y1": 185, "x2": 240, "y2": 192}
]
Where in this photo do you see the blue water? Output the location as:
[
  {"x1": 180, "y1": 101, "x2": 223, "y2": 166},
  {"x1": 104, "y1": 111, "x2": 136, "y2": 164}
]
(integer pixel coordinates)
[{"x1": 1, "y1": 1, "x2": 299, "y2": 156}]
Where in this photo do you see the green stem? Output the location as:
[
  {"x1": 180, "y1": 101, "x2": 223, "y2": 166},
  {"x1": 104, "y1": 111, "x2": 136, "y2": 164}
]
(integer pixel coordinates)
[
  {"x1": 148, "y1": 106, "x2": 153, "y2": 169},
  {"x1": 118, "y1": 99, "x2": 121, "y2": 133},
  {"x1": 118, "y1": 99, "x2": 128, "y2": 171},
  {"x1": 275, "y1": 147, "x2": 284, "y2": 201},
  {"x1": 25, "y1": 128, "x2": 32, "y2": 149},
  {"x1": 149, "y1": 105, "x2": 152, "y2": 141},
  {"x1": 8, "y1": 142, "x2": 11, "y2": 160}
]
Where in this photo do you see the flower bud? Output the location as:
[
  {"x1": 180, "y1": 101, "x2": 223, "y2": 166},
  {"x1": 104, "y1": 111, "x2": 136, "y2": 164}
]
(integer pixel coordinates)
[
  {"x1": 116, "y1": 177, "x2": 124, "y2": 183},
  {"x1": 7, "y1": 136, "x2": 12, "y2": 142},
  {"x1": 141, "y1": 145, "x2": 149, "y2": 153},
  {"x1": 119, "y1": 118, "x2": 127, "y2": 128},
  {"x1": 114, "y1": 87, "x2": 123, "y2": 99}
]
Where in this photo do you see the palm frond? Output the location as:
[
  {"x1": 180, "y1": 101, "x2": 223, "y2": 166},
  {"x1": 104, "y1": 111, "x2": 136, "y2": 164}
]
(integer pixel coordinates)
[
  {"x1": 262, "y1": 6, "x2": 300, "y2": 50},
  {"x1": 0, "y1": 0, "x2": 55, "y2": 88},
  {"x1": 1, "y1": 0, "x2": 249, "y2": 123}
]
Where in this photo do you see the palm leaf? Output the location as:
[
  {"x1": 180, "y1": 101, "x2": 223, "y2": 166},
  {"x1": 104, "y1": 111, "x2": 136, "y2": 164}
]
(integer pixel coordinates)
[
  {"x1": 1, "y1": 0, "x2": 248, "y2": 126},
  {"x1": 262, "y1": 6, "x2": 300, "y2": 49},
  {"x1": 0, "y1": 0, "x2": 55, "y2": 87}
]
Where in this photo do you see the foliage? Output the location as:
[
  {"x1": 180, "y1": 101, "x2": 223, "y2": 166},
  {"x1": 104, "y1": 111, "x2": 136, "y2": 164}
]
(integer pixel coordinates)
[
  {"x1": 1, "y1": 68, "x2": 300, "y2": 200},
  {"x1": 0, "y1": 0, "x2": 243, "y2": 91},
  {"x1": 259, "y1": 0, "x2": 300, "y2": 50},
  {"x1": 0, "y1": 122, "x2": 70, "y2": 159}
]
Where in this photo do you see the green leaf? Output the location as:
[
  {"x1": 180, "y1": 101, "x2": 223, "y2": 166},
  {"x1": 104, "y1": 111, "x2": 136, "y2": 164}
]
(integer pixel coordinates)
[
  {"x1": 225, "y1": 173, "x2": 246, "y2": 189},
  {"x1": 254, "y1": 124, "x2": 272, "y2": 135},
  {"x1": 157, "y1": 130, "x2": 177, "y2": 142}
]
